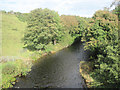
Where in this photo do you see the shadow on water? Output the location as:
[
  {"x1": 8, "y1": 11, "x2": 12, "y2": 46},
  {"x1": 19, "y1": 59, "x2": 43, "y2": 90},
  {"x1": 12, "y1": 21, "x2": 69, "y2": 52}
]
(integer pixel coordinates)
[{"x1": 14, "y1": 41, "x2": 89, "y2": 88}]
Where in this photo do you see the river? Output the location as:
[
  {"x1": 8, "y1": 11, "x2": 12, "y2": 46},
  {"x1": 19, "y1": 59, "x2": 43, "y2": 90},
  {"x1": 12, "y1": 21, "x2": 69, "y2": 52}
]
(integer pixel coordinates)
[{"x1": 14, "y1": 42, "x2": 89, "y2": 88}]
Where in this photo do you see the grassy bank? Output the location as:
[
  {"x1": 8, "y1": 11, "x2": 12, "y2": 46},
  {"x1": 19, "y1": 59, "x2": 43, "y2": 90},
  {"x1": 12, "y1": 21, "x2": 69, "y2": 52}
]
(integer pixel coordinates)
[
  {"x1": 1, "y1": 13, "x2": 34, "y2": 88},
  {"x1": 2, "y1": 13, "x2": 35, "y2": 58},
  {"x1": 1, "y1": 33, "x2": 74, "y2": 88},
  {"x1": 79, "y1": 61, "x2": 94, "y2": 88},
  {"x1": 1, "y1": 13, "x2": 75, "y2": 88},
  {"x1": 31, "y1": 31, "x2": 74, "y2": 60},
  {"x1": 0, "y1": 59, "x2": 32, "y2": 88}
]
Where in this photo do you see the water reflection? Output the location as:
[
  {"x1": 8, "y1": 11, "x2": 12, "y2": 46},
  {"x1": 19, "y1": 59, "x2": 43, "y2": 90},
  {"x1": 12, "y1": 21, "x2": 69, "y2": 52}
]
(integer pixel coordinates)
[{"x1": 14, "y1": 42, "x2": 89, "y2": 88}]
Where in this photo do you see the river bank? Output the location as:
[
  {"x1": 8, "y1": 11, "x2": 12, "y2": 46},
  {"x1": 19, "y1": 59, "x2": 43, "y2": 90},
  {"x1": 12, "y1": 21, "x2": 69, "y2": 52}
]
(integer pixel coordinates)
[
  {"x1": 1, "y1": 41, "x2": 73, "y2": 88},
  {"x1": 13, "y1": 42, "x2": 88, "y2": 88},
  {"x1": 79, "y1": 61, "x2": 94, "y2": 88}
]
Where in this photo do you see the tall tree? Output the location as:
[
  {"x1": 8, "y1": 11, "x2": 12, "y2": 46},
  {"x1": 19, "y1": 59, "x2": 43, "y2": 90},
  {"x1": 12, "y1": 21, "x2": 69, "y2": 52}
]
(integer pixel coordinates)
[{"x1": 24, "y1": 8, "x2": 64, "y2": 50}]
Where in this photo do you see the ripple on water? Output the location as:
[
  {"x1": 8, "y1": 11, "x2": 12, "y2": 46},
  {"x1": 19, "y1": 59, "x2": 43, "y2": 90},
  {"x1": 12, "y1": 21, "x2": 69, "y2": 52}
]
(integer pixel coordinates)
[{"x1": 14, "y1": 42, "x2": 88, "y2": 88}]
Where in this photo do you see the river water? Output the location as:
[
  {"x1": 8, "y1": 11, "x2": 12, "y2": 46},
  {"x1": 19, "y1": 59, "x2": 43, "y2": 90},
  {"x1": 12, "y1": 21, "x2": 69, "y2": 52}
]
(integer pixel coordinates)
[{"x1": 14, "y1": 42, "x2": 89, "y2": 88}]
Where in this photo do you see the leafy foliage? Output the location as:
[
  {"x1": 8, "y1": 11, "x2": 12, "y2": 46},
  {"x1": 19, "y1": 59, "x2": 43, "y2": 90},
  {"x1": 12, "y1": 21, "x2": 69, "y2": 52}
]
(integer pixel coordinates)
[
  {"x1": 24, "y1": 8, "x2": 64, "y2": 51},
  {"x1": 1, "y1": 5, "x2": 120, "y2": 88},
  {"x1": 81, "y1": 10, "x2": 119, "y2": 87},
  {"x1": 1, "y1": 60, "x2": 31, "y2": 88},
  {"x1": 60, "y1": 15, "x2": 78, "y2": 28},
  {"x1": 15, "y1": 12, "x2": 29, "y2": 22}
]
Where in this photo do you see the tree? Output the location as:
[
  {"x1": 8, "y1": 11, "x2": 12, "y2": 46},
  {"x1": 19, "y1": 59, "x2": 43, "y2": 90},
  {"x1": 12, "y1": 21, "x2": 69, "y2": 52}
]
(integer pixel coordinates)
[
  {"x1": 82, "y1": 10, "x2": 119, "y2": 87},
  {"x1": 60, "y1": 15, "x2": 79, "y2": 37},
  {"x1": 24, "y1": 8, "x2": 64, "y2": 51},
  {"x1": 60, "y1": 15, "x2": 90, "y2": 40}
]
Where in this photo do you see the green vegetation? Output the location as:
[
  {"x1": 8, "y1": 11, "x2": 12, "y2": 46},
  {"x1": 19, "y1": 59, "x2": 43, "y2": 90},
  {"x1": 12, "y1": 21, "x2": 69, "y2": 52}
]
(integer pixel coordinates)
[
  {"x1": 1, "y1": 2, "x2": 119, "y2": 88},
  {"x1": 1, "y1": 12, "x2": 33, "y2": 88},
  {"x1": 14, "y1": 12, "x2": 29, "y2": 22},
  {"x1": 1, "y1": 10, "x2": 75, "y2": 88},
  {"x1": 23, "y1": 7, "x2": 120, "y2": 88},
  {"x1": 79, "y1": 61, "x2": 94, "y2": 88},
  {"x1": 2, "y1": 13, "x2": 31, "y2": 57},
  {"x1": 1, "y1": 59, "x2": 32, "y2": 88},
  {"x1": 24, "y1": 8, "x2": 65, "y2": 51},
  {"x1": 79, "y1": 6, "x2": 120, "y2": 88}
]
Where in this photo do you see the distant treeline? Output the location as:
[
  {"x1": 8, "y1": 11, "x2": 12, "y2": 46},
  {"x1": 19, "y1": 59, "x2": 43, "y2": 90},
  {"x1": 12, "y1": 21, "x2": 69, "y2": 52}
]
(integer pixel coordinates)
[{"x1": 1, "y1": 10, "x2": 29, "y2": 22}]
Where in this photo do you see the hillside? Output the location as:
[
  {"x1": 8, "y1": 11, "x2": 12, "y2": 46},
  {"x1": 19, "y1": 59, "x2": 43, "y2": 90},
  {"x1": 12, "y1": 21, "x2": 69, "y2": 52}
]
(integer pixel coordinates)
[{"x1": 1, "y1": 13, "x2": 30, "y2": 59}]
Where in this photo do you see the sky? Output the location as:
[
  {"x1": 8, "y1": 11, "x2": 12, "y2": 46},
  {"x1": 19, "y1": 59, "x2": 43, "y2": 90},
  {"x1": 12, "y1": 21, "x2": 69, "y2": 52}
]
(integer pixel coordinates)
[{"x1": 0, "y1": 0, "x2": 115, "y2": 17}]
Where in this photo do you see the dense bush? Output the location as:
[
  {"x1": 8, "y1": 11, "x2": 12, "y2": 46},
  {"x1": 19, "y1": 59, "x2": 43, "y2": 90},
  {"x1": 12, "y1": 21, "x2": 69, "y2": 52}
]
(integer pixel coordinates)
[
  {"x1": 1, "y1": 60, "x2": 31, "y2": 88},
  {"x1": 15, "y1": 12, "x2": 29, "y2": 22},
  {"x1": 81, "y1": 10, "x2": 119, "y2": 87}
]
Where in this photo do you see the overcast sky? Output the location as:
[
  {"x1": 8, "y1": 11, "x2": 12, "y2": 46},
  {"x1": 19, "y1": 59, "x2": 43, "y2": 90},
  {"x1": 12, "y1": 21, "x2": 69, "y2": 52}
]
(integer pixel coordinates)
[{"x1": 0, "y1": 0, "x2": 115, "y2": 17}]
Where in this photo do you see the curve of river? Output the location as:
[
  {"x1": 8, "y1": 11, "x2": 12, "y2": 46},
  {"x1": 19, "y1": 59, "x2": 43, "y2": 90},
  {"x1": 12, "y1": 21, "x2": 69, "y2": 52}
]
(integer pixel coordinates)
[{"x1": 14, "y1": 42, "x2": 89, "y2": 88}]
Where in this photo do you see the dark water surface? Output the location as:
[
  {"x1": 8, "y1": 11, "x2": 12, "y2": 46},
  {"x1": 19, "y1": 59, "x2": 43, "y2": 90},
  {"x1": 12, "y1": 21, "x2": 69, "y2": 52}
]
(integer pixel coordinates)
[{"x1": 14, "y1": 42, "x2": 89, "y2": 88}]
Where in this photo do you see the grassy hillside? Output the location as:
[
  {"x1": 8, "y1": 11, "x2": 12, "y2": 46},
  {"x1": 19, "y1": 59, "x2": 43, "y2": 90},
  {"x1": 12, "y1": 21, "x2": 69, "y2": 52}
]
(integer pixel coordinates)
[
  {"x1": 2, "y1": 13, "x2": 31, "y2": 58},
  {"x1": 1, "y1": 13, "x2": 33, "y2": 88}
]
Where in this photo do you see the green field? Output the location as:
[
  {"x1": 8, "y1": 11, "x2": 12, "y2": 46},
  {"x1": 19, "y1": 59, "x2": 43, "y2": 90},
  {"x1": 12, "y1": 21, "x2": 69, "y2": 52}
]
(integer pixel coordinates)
[{"x1": 2, "y1": 13, "x2": 31, "y2": 58}]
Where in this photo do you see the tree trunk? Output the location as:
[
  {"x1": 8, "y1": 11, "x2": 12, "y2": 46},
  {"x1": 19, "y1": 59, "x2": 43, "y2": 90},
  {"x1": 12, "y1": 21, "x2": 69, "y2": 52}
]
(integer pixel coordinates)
[{"x1": 54, "y1": 39, "x2": 56, "y2": 45}]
